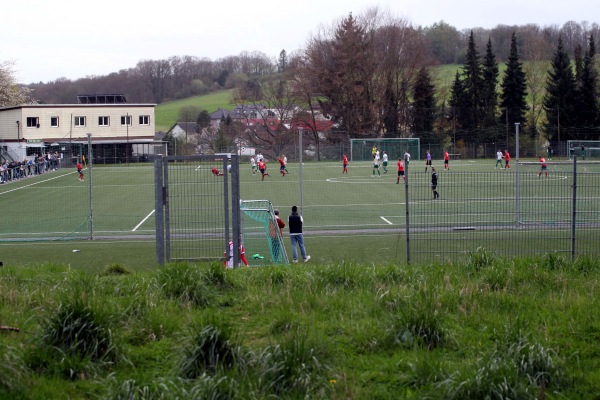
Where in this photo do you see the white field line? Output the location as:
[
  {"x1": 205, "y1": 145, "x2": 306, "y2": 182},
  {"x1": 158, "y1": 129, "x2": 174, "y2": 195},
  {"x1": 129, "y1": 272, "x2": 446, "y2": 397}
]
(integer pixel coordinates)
[
  {"x1": 133, "y1": 210, "x2": 155, "y2": 231},
  {"x1": 380, "y1": 216, "x2": 393, "y2": 225},
  {"x1": 0, "y1": 172, "x2": 73, "y2": 195}
]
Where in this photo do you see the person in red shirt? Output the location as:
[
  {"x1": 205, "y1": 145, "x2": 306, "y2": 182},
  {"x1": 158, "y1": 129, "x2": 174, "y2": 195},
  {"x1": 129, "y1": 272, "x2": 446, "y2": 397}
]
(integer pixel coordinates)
[
  {"x1": 223, "y1": 240, "x2": 249, "y2": 268},
  {"x1": 277, "y1": 156, "x2": 286, "y2": 177},
  {"x1": 77, "y1": 161, "x2": 84, "y2": 181},
  {"x1": 258, "y1": 160, "x2": 269, "y2": 181},
  {"x1": 504, "y1": 150, "x2": 511, "y2": 169},
  {"x1": 443, "y1": 150, "x2": 450, "y2": 170},
  {"x1": 211, "y1": 167, "x2": 223, "y2": 176},
  {"x1": 396, "y1": 158, "x2": 405, "y2": 184},
  {"x1": 342, "y1": 154, "x2": 349, "y2": 173},
  {"x1": 538, "y1": 157, "x2": 548, "y2": 177}
]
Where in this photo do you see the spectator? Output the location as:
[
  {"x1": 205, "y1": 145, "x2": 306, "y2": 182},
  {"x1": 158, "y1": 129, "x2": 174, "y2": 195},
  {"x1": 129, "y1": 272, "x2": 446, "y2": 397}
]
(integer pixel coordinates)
[{"x1": 288, "y1": 205, "x2": 310, "y2": 263}]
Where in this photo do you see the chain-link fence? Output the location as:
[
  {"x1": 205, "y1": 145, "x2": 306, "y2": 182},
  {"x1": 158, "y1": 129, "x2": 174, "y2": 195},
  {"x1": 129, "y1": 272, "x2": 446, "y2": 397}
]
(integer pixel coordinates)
[{"x1": 2, "y1": 143, "x2": 599, "y2": 265}]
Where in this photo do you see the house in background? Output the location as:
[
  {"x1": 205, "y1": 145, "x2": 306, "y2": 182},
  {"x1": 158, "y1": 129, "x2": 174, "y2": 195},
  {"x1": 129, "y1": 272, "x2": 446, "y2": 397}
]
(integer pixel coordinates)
[
  {"x1": 0, "y1": 94, "x2": 160, "y2": 164},
  {"x1": 167, "y1": 122, "x2": 198, "y2": 139}
]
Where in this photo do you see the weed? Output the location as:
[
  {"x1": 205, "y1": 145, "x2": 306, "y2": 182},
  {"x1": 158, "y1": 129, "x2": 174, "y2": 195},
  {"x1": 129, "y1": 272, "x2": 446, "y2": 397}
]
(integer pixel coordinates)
[
  {"x1": 178, "y1": 322, "x2": 240, "y2": 378},
  {"x1": 156, "y1": 263, "x2": 215, "y2": 307},
  {"x1": 466, "y1": 247, "x2": 496, "y2": 272},
  {"x1": 30, "y1": 299, "x2": 120, "y2": 379},
  {"x1": 0, "y1": 343, "x2": 25, "y2": 391},
  {"x1": 386, "y1": 290, "x2": 450, "y2": 350},
  {"x1": 103, "y1": 263, "x2": 131, "y2": 275},
  {"x1": 201, "y1": 262, "x2": 234, "y2": 290},
  {"x1": 107, "y1": 376, "x2": 237, "y2": 400},
  {"x1": 572, "y1": 255, "x2": 599, "y2": 275},
  {"x1": 250, "y1": 333, "x2": 332, "y2": 398},
  {"x1": 541, "y1": 252, "x2": 567, "y2": 270}
]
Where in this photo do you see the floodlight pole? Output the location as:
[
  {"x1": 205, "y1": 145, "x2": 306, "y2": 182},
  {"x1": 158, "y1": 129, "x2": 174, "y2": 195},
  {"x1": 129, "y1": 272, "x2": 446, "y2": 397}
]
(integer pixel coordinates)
[{"x1": 515, "y1": 123, "x2": 520, "y2": 226}]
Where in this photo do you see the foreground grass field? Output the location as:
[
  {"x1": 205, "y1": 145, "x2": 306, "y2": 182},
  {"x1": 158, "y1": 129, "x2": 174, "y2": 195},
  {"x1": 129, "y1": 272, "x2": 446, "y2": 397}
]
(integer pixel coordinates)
[{"x1": 1, "y1": 253, "x2": 599, "y2": 399}]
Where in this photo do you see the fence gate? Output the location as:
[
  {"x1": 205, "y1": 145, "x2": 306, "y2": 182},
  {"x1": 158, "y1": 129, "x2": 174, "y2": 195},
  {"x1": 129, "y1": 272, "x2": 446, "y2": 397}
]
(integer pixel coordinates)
[{"x1": 154, "y1": 154, "x2": 240, "y2": 265}]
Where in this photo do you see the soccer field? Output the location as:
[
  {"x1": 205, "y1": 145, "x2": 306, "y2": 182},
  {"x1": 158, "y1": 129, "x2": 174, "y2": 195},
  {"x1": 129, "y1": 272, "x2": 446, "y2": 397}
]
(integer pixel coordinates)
[{"x1": 1, "y1": 158, "x2": 599, "y2": 261}]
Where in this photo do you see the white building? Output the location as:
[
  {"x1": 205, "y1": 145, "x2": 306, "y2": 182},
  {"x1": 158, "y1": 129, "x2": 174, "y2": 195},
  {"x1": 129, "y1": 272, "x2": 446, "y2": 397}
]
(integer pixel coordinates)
[{"x1": 0, "y1": 100, "x2": 160, "y2": 164}]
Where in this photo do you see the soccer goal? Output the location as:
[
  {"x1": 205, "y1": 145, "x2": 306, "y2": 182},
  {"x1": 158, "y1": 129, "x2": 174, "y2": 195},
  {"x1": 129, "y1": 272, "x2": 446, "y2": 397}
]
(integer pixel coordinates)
[
  {"x1": 240, "y1": 200, "x2": 289, "y2": 266},
  {"x1": 350, "y1": 138, "x2": 420, "y2": 162}
]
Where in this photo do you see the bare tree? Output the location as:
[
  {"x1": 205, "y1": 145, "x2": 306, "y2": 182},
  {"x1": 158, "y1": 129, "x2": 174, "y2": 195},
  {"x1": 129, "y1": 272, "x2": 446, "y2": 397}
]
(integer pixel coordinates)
[{"x1": 135, "y1": 59, "x2": 173, "y2": 103}]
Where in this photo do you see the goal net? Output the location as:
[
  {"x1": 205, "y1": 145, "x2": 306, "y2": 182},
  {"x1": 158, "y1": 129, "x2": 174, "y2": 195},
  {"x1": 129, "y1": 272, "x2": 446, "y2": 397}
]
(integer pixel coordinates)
[
  {"x1": 240, "y1": 200, "x2": 289, "y2": 266},
  {"x1": 350, "y1": 138, "x2": 420, "y2": 162}
]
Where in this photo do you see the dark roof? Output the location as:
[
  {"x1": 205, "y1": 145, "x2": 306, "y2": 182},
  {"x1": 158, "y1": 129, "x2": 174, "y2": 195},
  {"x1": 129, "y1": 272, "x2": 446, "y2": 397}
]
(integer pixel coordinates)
[
  {"x1": 210, "y1": 108, "x2": 231, "y2": 119},
  {"x1": 173, "y1": 122, "x2": 198, "y2": 133}
]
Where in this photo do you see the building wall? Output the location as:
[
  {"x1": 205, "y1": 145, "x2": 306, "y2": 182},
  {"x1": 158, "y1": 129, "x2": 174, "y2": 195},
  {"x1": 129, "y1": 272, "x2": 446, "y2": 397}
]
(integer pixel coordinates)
[
  {"x1": 0, "y1": 104, "x2": 155, "y2": 143},
  {"x1": 0, "y1": 109, "x2": 22, "y2": 142},
  {"x1": 0, "y1": 104, "x2": 156, "y2": 161}
]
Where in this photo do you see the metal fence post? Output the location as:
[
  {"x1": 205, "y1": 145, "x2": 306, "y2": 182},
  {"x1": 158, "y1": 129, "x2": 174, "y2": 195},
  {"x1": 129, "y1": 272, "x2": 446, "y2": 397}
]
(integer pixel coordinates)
[
  {"x1": 232, "y1": 154, "x2": 241, "y2": 267},
  {"x1": 515, "y1": 123, "x2": 520, "y2": 226},
  {"x1": 223, "y1": 156, "x2": 231, "y2": 264},
  {"x1": 155, "y1": 155, "x2": 165, "y2": 265},
  {"x1": 571, "y1": 156, "x2": 577, "y2": 261},
  {"x1": 87, "y1": 133, "x2": 94, "y2": 240},
  {"x1": 299, "y1": 128, "x2": 303, "y2": 213},
  {"x1": 163, "y1": 156, "x2": 171, "y2": 262},
  {"x1": 230, "y1": 155, "x2": 241, "y2": 268},
  {"x1": 405, "y1": 158, "x2": 410, "y2": 264}
]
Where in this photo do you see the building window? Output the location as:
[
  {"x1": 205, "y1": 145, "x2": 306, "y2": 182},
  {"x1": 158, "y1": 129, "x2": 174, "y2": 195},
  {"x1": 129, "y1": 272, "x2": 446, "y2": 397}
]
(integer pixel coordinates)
[
  {"x1": 74, "y1": 116, "x2": 86, "y2": 127},
  {"x1": 139, "y1": 115, "x2": 150, "y2": 125},
  {"x1": 98, "y1": 116, "x2": 110, "y2": 126},
  {"x1": 121, "y1": 115, "x2": 132, "y2": 126},
  {"x1": 51, "y1": 117, "x2": 59, "y2": 127},
  {"x1": 26, "y1": 117, "x2": 39, "y2": 128}
]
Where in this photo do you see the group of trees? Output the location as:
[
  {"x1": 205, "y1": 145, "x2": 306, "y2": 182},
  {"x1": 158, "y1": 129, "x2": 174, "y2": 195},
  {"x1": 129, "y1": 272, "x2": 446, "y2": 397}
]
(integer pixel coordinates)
[{"x1": 4, "y1": 11, "x2": 600, "y2": 154}]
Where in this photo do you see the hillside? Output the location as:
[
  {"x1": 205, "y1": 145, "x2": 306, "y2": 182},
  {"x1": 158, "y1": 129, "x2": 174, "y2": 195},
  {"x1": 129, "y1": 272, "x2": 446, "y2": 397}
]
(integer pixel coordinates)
[
  {"x1": 153, "y1": 65, "x2": 509, "y2": 133},
  {"x1": 155, "y1": 90, "x2": 234, "y2": 132}
]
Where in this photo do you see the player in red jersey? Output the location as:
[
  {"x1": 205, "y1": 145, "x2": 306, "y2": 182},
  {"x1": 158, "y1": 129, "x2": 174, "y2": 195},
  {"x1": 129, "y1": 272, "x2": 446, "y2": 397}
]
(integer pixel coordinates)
[
  {"x1": 504, "y1": 150, "x2": 511, "y2": 169},
  {"x1": 538, "y1": 157, "x2": 548, "y2": 177},
  {"x1": 443, "y1": 150, "x2": 450, "y2": 170},
  {"x1": 77, "y1": 161, "x2": 84, "y2": 181},
  {"x1": 277, "y1": 156, "x2": 286, "y2": 177},
  {"x1": 342, "y1": 154, "x2": 349, "y2": 173},
  {"x1": 211, "y1": 167, "x2": 224, "y2": 176},
  {"x1": 396, "y1": 158, "x2": 405, "y2": 184},
  {"x1": 258, "y1": 160, "x2": 270, "y2": 181}
]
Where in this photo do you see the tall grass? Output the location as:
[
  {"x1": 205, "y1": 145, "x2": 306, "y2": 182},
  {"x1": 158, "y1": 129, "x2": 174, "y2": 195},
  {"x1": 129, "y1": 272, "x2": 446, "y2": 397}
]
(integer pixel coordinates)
[{"x1": 0, "y1": 255, "x2": 599, "y2": 398}]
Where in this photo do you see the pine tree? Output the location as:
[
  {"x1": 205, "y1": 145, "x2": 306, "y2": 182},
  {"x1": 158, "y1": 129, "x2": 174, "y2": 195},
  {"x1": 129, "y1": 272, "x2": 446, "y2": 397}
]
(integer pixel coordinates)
[
  {"x1": 461, "y1": 31, "x2": 483, "y2": 130},
  {"x1": 543, "y1": 37, "x2": 577, "y2": 141},
  {"x1": 278, "y1": 50, "x2": 288, "y2": 73},
  {"x1": 499, "y1": 32, "x2": 528, "y2": 133},
  {"x1": 481, "y1": 38, "x2": 499, "y2": 128},
  {"x1": 412, "y1": 67, "x2": 436, "y2": 134},
  {"x1": 576, "y1": 35, "x2": 599, "y2": 134},
  {"x1": 449, "y1": 71, "x2": 468, "y2": 140}
]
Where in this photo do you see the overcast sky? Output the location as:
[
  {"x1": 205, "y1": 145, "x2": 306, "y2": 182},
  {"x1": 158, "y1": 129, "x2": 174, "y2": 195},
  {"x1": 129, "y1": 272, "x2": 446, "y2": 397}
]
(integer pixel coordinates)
[{"x1": 2, "y1": 0, "x2": 596, "y2": 84}]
